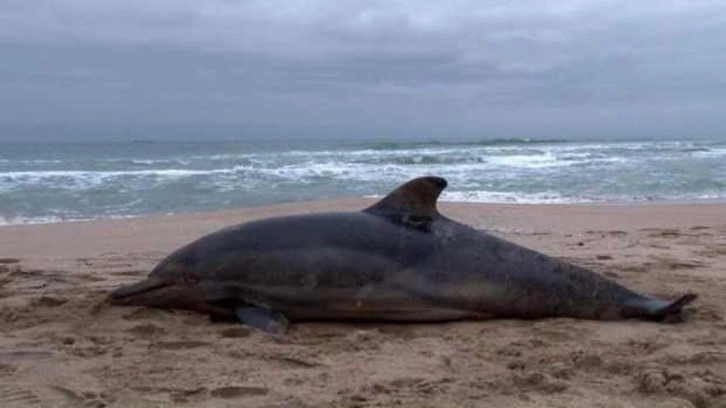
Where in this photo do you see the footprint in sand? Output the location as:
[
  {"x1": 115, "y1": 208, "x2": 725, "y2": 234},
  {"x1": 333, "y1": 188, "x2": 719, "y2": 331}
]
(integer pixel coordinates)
[
  {"x1": 50, "y1": 385, "x2": 110, "y2": 408},
  {"x1": 585, "y1": 230, "x2": 628, "y2": 237},
  {"x1": 617, "y1": 264, "x2": 649, "y2": 274},
  {"x1": 153, "y1": 340, "x2": 210, "y2": 350},
  {"x1": 0, "y1": 383, "x2": 108, "y2": 408},
  {"x1": 0, "y1": 347, "x2": 55, "y2": 362},
  {"x1": 0, "y1": 384, "x2": 44, "y2": 407},
  {"x1": 75, "y1": 273, "x2": 107, "y2": 282},
  {"x1": 648, "y1": 255, "x2": 705, "y2": 270},
  {"x1": 121, "y1": 307, "x2": 171, "y2": 321},
  {"x1": 268, "y1": 354, "x2": 324, "y2": 369},
  {"x1": 209, "y1": 386, "x2": 269, "y2": 399},
  {"x1": 76, "y1": 258, "x2": 93, "y2": 267},
  {"x1": 0, "y1": 362, "x2": 17, "y2": 377},
  {"x1": 110, "y1": 270, "x2": 148, "y2": 277},
  {"x1": 31, "y1": 296, "x2": 69, "y2": 307},
  {"x1": 219, "y1": 327, "x2": 252, "y2": 338},
  {"x1": 126, "y1": 323, "x2": 167, "y2": 337},
  {"x1": 636, "y1": 368, "x2": 725, "y2": 407},
  {"x1": 648, "y1": 228, "x2": 683, "y2": 238},
  {"x1": 697, "y1": 245, "x2": 726, "y2": 258}
]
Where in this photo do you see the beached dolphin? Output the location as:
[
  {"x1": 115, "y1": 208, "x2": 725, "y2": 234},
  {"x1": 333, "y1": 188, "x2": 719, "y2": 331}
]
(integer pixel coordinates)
[{"x1": 108, "y1": 176, "x2": 696, "y2": 332}]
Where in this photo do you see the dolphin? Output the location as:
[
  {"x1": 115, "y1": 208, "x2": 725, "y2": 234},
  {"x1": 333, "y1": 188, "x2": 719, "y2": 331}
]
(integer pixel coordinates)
[{"x1": 108, "y1": 176, "x2": 696, "y2": 332}]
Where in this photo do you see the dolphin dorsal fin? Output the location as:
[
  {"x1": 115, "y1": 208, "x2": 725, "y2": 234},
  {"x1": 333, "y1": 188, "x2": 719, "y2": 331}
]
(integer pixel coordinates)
[{"x1": 363, "y1": 176, "x2": 447, "y2": 217}]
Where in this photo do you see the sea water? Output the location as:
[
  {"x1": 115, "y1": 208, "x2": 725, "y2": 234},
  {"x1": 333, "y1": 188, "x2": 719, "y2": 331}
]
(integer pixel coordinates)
[{"x1": 1, "y1": 138, "x2": 725, "y2": 225}]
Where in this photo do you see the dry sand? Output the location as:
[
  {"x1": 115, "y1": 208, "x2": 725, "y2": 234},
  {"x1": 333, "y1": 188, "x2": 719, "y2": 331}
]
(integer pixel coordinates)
[{"x1": 1, "y1": 200, "x2": 725, "y2": 407}]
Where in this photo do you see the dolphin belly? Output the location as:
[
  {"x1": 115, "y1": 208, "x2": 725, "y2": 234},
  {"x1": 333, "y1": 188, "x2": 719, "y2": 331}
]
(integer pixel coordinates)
[{"x1": 198, "y1": 280, "x2": 483, "y2": 321}]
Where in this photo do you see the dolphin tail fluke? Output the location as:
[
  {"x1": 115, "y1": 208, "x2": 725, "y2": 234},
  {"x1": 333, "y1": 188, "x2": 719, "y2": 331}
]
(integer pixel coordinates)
[
  {"x1": 653, "y1": 293, "x2": 698, "y2": 316},
  {"x1": 107, "y1": 276, "x2": 172, "y2": 306},
  {"x1": 640, "y1": 293, "x2": 698, "y2": 320}
]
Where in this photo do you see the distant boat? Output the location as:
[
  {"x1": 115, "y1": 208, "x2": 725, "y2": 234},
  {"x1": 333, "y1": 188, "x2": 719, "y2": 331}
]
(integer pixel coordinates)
[{"x1": 131, "y1": 139, "x2": 155, "y2": 144}]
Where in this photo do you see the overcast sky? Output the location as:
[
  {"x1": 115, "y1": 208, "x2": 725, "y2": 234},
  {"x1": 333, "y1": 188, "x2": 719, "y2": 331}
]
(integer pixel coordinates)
[{"x1": 1, "y1": 0, "x2": 725, "y2": 141}]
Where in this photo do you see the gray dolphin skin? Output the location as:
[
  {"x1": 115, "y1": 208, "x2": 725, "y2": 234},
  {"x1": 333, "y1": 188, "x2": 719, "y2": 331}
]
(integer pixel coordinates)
[{"x1": 108, "y1": 176, "x2": 696, "y2": 332}]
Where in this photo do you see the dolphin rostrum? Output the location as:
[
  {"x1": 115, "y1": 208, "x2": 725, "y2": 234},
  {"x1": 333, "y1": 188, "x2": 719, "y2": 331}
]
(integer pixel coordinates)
[{"x1": 108, "y1": 176, "x2": 696, "y2": 332}]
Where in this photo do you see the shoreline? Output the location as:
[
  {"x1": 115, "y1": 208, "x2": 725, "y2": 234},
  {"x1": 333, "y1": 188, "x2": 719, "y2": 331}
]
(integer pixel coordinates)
[
  {"x1": 1, "y1": 199, "x2": 725, "y2": 406},
  {"x1": 3, "y1": 199, "x2": 726, "y2": 261},
  {"x1": 4, "y1": 195, "x2": 726, "y2": 229}
]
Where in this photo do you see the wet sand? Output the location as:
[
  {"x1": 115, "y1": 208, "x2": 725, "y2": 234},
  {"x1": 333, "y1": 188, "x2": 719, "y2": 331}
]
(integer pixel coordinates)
[{"x1": 1, "y1": 200, "x2": 725, "y2": 407}]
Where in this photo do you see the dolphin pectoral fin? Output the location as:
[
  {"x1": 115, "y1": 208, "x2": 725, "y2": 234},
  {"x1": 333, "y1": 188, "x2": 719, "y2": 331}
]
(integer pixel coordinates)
[{"x1": 235, "y1": 307, "x2": 289, "y2": 334}]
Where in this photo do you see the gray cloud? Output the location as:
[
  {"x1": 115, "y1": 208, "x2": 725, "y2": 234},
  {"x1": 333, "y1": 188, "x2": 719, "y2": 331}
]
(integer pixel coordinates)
[{"x1": 1, "y1": 0, "x2": 725, "y2": 140}]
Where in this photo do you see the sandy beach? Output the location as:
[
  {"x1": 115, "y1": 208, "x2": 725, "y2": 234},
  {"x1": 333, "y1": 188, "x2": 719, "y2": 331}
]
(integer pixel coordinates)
[{"x1": 1, "y1": 200, "x2": 725, "y2": 408}]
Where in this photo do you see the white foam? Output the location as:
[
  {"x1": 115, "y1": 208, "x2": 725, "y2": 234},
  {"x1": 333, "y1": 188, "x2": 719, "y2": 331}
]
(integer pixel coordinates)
[
  {"x1": 486, "y1": 152, "x2": 564, "y2": 169},
  {"x1": 0, "y1": 215, "x2": 68, "y2": 226},
  {"x1": 2, "y1": 168, "x2": 213, "y2": 177},
  {"x1": 438, "y1": 190, "x2": 726, "y2": 204},
  {"x1": 0, "y1": 214, "x2": 139, "y2": 227},
  {"x1": 440, "y1": 190, "x2": 594, "y2": 204},
  {"x1": 693, "y1": 148, "x2": 726, "y2": 158}
]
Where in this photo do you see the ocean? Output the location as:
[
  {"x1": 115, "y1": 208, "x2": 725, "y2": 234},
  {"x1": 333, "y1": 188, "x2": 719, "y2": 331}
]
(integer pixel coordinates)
[{"x1": 1, "y1": 138, "x2": 725, "y2": 226}]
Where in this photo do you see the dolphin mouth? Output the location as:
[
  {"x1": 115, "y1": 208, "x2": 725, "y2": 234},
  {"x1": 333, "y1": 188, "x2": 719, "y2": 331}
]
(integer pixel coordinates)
[{"x1": 108, "y1": 277, "x2": 172, "y2": 305}]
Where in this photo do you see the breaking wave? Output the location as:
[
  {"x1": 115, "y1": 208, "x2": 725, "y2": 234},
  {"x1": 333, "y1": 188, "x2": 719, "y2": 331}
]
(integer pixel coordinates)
[{"x1": 1, "y1": 138, "x2": 725, "y2": 225}]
